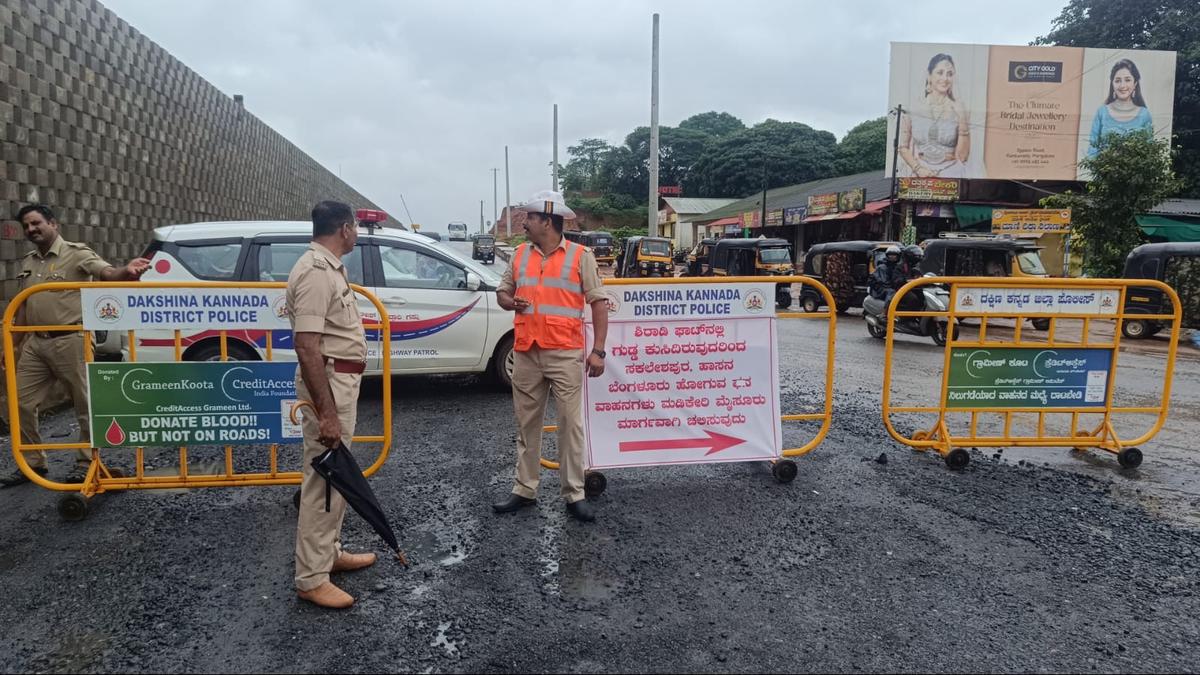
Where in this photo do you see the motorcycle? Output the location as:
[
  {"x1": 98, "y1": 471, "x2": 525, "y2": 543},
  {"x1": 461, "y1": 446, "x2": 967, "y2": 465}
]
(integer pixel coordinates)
[{"x1": 862, "y1": 277, "x2": 952, "y2": 346}]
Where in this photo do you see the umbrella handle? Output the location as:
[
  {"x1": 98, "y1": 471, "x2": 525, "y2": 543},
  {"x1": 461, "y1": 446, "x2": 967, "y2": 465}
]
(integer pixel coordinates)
[{"x1": 290, "y1": 400, "x2": 316, "y2": 425}]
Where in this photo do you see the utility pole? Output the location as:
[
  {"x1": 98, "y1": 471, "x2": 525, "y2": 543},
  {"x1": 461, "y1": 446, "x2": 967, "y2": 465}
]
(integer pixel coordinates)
[
  {"x1": 552, "y1": 104, "x2": 559, "y2": 191},
  {"x1": 887, "y1": 104, "x2": 903, "y2": 241},
  {"x1": 759, "y1": 159, "x2": 768, "y2": 236},
  {"x1": 504, "y1": 145, "x2": 512, "y2": 239},
  {"x1": 647, "y1": 13, "x2": 660, "y2": 237},
  {"x1": 491, "y1": 168, "x2": 499, "y2": 223},
  {"x1": 480, "y1": 200, "x2": 485, "y2": 234}
]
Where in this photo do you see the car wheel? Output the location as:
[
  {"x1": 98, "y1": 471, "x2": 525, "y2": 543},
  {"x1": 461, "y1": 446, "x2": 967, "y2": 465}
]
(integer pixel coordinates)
[
  {"x1": 188, "y1": 340, "x2": 259, "y2": 362},
  {"x1": 491, "y1": 334, "x2": 514, "y2": 389},
  {"x1": 802, "y1": 296, "x2": 819, "y2": 313}
]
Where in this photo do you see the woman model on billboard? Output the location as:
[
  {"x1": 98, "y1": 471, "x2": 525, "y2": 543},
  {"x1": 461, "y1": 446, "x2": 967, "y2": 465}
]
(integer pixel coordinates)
[
  {"x1": 898, "y1": 53, "x2": 970, "y2": 178},
  {"x1": 1087, "y1": 58, "x2": 1153, "y2": 157}
]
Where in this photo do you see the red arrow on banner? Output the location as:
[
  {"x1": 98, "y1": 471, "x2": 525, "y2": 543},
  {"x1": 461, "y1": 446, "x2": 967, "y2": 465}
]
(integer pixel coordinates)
[{"x1": 618, "y1": 430, "x2": 746, "y2": 456}]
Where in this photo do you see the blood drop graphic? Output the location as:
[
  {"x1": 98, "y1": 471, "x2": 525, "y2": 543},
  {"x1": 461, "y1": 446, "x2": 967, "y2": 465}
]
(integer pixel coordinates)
[{"x1": 105, "y1": 419, "x2": 126, "y2": 445}]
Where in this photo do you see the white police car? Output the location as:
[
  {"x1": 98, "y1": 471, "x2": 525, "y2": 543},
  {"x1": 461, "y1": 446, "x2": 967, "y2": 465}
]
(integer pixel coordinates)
[{"x1": 133, "y1": 219, "x2": 515, "y2": 386}]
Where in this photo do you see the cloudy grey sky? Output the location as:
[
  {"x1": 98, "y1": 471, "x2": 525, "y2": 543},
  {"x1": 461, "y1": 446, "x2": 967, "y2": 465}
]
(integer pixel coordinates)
[{"x1": 104, "y1": 0, "x2": 1063, "y2": 233}]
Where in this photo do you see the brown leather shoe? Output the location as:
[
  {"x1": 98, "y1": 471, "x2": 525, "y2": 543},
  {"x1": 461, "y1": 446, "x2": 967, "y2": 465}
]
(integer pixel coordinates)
[
  {"x1": 331, "y1": 551, "x2": 377, "y2": 573},
  {"x1": 297, "y1": 581, "x2": 354, "y2": 609}
]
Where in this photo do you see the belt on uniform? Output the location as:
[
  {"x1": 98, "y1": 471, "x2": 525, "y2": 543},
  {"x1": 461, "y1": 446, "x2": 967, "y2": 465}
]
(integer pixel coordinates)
[
  {"x1": 326, "y1": 357, "x2": 366, "y2": 375},
  {"x1": 34, "y1": 330, "x2": 76, "y2": 339}
]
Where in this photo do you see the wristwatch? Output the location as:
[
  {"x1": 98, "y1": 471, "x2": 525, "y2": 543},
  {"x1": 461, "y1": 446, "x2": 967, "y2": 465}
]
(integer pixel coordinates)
[{"x1": 591, "y1": 348, "x2": 606, "y2": 359}]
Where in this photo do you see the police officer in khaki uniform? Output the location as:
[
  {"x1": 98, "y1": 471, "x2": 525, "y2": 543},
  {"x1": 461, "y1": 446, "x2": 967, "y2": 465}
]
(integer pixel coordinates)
[
  {"x1": 287, "y1": 200, "x2": 375, "y2": 609},
  {"x1": 0, "y1": 204, "x2": 150, "y2": 487},
  {"x1": 492, "y1": 191, "x2": 609, "y2": 522}
]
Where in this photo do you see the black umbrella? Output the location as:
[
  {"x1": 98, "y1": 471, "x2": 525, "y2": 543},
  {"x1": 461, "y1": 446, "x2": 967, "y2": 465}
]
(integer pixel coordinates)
[{"x1": 311, "y1": 442, "x2": 409, "y2": 567}]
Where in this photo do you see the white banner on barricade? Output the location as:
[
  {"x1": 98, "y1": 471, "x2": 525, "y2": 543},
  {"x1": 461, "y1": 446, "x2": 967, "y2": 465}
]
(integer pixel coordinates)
[
  {"x1": 954, "y1": 287, "x2": 1120, "y2": 316},
  {"x1": 81, "y1": 288, "x2": 290, "y2": 331},
  {"x1": 584, "y1": 282, "x2": 782, "y2": 470}
]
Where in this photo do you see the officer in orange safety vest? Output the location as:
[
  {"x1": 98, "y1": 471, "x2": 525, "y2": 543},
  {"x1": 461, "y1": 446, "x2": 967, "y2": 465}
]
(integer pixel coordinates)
[{"x1": 492, "y1": 190, "x2": 609, "y2": 522}]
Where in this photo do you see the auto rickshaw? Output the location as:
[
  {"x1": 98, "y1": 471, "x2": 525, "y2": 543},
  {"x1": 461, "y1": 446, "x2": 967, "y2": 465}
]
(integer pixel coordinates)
[
  {"x1": 614, "y1": 236, "x2": 674, "y2": 278},
  {"x1": 470, "y1": 233, "x2": 495, "y2": 264},
  {"x1": 565, "y1": 230, "x2": 616, "y2": 266},
  {"x1": 799, "y1": 240, "x2": 898, "y2": 314},
  {"x1": 706, "y1": 238, "x2": 794, "y2": 309},
  {"x1": 1120, "y1": 242, "x2": 1200, "y2": 338},
  {"x1": 917, "y1": 236, "x2": 1051, "y2": 329},
  {"x1": 680, "y1": 238, "x2": 718, "y2": 277}
]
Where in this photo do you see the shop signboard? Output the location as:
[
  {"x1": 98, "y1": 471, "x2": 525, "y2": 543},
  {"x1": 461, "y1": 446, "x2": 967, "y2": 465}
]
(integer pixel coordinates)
[
  {"x1": 783, "y1": 207, "x2": 806, "y2": 226},
  {"x1": 807, "y1": 193, "x2": 839, "y2": 217},
  {"x1": 584, "y1": 283, "x2": 782, "y2": 469},
  {"x1": 886, "y1": 42, "x2": 1177, "y2": 181},
  {"x1": 992, "y1": 208, "x2": 1072, "y2": 235},
  {"x1": 741, "y1": 211, "x2": 761, "y2": 229},
  {"x1": 765, "y1": 209, "x2": 784, "y2": 227},
  {"x1": 838, "y1": 188, "x2": 866, "y2": 212},
  {"x1": 897, "y1": 177, "x2": 960, "y2": 202},
  {"x1": 946, "y1": 347, "x2": 1111, "y2": 409}
]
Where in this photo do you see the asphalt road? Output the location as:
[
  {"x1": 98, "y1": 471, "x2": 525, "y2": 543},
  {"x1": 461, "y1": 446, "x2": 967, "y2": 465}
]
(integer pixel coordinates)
[{"x1": 2, "y1": 292, "x2": 1200, "y2": 672}]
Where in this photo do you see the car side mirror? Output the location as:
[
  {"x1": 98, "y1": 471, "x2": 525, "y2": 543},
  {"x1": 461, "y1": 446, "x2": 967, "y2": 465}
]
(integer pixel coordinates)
[{"x1": 465, "y1": 271, "x2": 482, "y2": 291}]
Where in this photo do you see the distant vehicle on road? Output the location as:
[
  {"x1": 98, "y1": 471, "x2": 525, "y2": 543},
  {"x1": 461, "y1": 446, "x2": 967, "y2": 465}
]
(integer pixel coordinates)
[
  {"x1": 447, "y1": 222, "x2": 468, "y2": 241},
  {"x1": 136, "y1": 217, "x2": 517, "y2": 387}
]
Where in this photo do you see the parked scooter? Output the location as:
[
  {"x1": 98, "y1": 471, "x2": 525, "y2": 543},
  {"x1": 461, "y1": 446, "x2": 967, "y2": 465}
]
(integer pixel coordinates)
[{"x1": 862, "y1": 275, "x2": 952, "y2": 346}]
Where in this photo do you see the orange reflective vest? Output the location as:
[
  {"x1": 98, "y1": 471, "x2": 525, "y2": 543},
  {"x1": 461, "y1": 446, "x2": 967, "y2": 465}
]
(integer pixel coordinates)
[{"x1": 511, "y1": 241, "x2": 586, "y2": 351}]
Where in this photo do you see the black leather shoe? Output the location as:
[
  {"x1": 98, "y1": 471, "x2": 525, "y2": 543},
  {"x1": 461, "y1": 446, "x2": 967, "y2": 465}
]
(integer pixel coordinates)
[
  {"x1": 492, "y1": 494, "x2": 536, "y2": 513},
  {"x1": 0, "y1": 466, "x2": 48, "y2": 488},
  {"x1": 565, "y1": 500, "x2": 595, "y2": 522}
]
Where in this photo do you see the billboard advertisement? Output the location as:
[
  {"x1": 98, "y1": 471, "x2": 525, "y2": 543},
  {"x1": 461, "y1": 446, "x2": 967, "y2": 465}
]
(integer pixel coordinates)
[{"x1": 886, "y1": 42, "x2": 1176, "y2": 181}]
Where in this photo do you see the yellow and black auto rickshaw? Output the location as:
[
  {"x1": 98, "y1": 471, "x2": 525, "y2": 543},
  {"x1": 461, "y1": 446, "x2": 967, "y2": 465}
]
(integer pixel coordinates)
[
  {"x1": 706, "y1": 238, "x2": 795, "y2": 309},
  {"x1": 564, "y1": 230, "x2": 616, "y2": 266},
  {"x1": 1120, "y1": 242, "x2": 1200, "y2": 338},
  {"x1": 614, "y1": 236, "x2": 674, "y2": 278},
  {"x1": 681, "y1": 238, "x2": 718, "y2": 277}
]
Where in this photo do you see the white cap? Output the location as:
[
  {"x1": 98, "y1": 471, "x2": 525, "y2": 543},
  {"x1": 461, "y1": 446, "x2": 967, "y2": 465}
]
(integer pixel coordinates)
[{"x1": 518, "y1": 190, "x2": 576, "y2": 219}]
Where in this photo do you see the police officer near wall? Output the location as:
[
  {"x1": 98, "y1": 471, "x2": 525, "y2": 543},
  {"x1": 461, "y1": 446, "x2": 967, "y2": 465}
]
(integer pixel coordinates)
[
  {"x1": 492, "y1": 191, "x2": 609, "y2": 522},
  {"x1": 1, "y1": 204, "x2": 150, "y2": 487},
  {"x1": 287, "y1": 200, "x2": 376, "y2": 609}
]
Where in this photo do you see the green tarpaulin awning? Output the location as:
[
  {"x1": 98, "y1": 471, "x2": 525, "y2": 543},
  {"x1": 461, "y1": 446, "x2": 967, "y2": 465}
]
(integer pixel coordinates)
[
  {"x1": 954, "y1": 204, "x2": 994, "y2": 227},
  {"x1": 1136, "y1": 214, "x2": 1200, "y2": 243}
]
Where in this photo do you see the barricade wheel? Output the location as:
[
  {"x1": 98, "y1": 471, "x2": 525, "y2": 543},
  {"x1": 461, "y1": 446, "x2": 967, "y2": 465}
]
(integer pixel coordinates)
[
  {"x1": 1118, "y1": 448, "x2": 1143, "y2": 469},
  {"x1": 772, "y1": 460, "x2": 798, "y2": 483},
  {"x1": 802, "y1": 296, "x2": 819, "y2": 313},
  {"x1": 292, "y1": 489, "x2": 301, "y2": 509},
  {"x1": 584, "y1": 471, "x2": 607, "y2": 498},
  {"x1": 58, "y1": 494, "x2": 89, "y2": 521},
  {"x1": 945, "y1": 448, "x2": 970, "y2": 470}
]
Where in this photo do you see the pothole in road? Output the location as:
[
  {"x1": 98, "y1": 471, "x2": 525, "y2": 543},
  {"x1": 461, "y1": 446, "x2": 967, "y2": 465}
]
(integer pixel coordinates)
[{"x1": 403, "y1": 529, "x2": 468, "y2": 568}]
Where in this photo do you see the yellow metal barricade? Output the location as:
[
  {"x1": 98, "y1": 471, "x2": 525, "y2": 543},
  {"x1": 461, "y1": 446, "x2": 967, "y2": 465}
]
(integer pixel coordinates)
[
  {"x1": 882, "y1": 276, "x2": 1181, "y2": 470},
  {"x1": 3, "y1": 281, "x2": 391, "y2": 519},
  {"x1": 538, "y1": 275, "x2": 837, "y2": 494}
]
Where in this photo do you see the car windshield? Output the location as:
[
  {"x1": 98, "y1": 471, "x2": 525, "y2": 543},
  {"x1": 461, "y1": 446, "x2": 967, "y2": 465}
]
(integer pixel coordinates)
[
  {"x1": 593, "y1": 237, "x2": 611, "y2": 247},
  {"x1": 475, "y1": 237, "x2": 494, "y2": 245},
  {"x1": 641, "y1": 240, "x2": 671, "y2": 257},
  {"x1": 1017, "y1": 251, "x2": 1047, "y2": 275},
  {"x1": 760, "y1": 247, "x2": 791, "y2": 263}
]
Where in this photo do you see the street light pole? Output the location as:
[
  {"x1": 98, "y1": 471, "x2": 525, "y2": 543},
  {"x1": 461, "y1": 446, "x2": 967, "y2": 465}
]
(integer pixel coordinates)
[
  {"x1": 647, "y1": 13, "x2": 660, "y2": 237},
  {"x1": 504, "y1": 145, "x2": 512, "y2": 239},
  {"x1": 552, "y1": 103, "x2": 559, "y2": 191}
]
